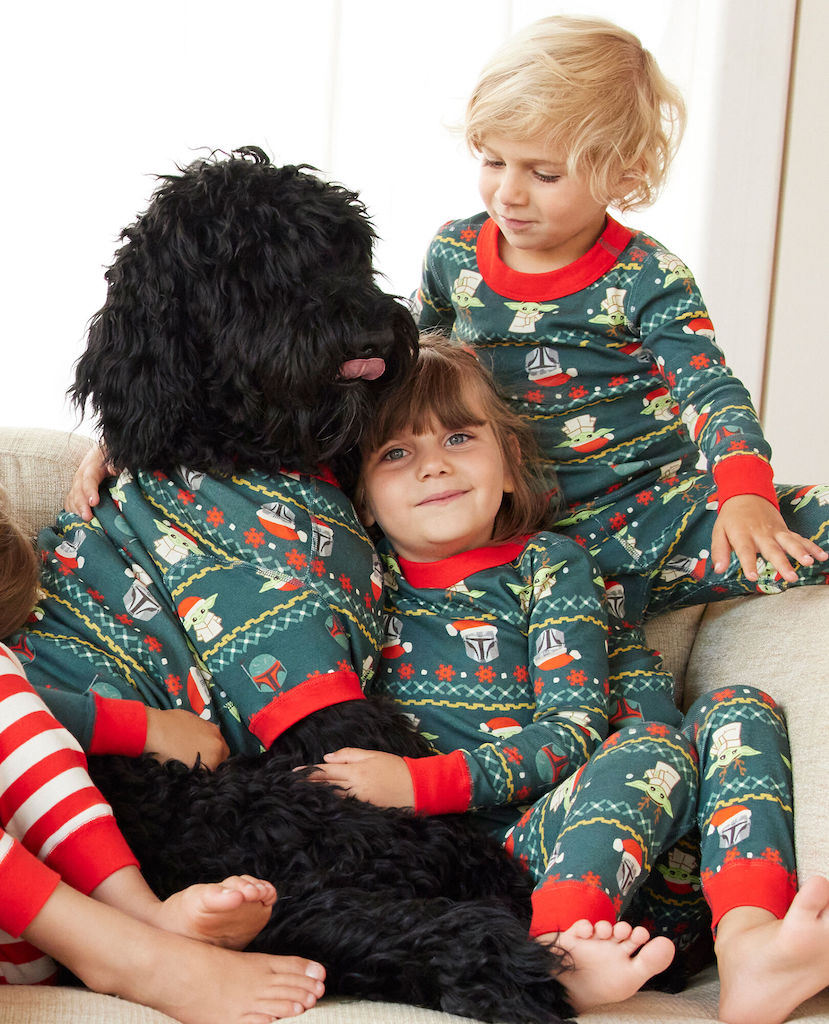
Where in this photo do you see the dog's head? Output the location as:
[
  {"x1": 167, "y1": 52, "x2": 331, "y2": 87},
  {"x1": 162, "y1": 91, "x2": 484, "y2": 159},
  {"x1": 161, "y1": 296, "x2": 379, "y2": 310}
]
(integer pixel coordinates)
[{"x1": 72, "y1": 147, "x2": 419, "y2": 489}]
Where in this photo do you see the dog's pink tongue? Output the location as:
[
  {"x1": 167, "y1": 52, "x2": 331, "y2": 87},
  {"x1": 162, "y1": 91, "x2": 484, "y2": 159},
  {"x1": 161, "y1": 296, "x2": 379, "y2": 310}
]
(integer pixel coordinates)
[{"x1": 340, "y1": 358, "x2": 386, "y2": 380}]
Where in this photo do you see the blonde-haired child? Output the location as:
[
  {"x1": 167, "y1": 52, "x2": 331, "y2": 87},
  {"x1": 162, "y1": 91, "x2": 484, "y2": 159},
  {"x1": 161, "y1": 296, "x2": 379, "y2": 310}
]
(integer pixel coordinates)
[
  {"x1": 417, "y1": 13, "x2": 826, "y2": 596},
  {"x1": 413, "y1": 17, "x2": 829, "y2": 1024},
  {"x1": 0, "y1": 498, "x2": 325, "y2": 1022}
]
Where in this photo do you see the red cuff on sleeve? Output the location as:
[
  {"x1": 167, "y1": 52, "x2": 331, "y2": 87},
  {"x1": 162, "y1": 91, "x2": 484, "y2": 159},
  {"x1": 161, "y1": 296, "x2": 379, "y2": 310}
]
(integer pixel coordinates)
[
  {"x1": 0, "y1": 837, "x2": 61, "y2": 938},
  {"x1": 46, "y1": 815, "x2": 139, "y2": 896},
  {"x1": 249, "y1": 670, "x2": 365, "y2": 748},
  {"x1": 702, "y1": 858, "x2": 795, "y2": 932},
  {"x1": 713, "y1": 454, "x2": 778, "y2": 508},
  {"x1": 529, "y1": 879, "x2": 616, "y2": 937},
  {"x1": 89, "y1": 695, "x2": 148, "y2": 756},
  {"x1": 404, "y1": 751, "x2": 472, "y2": 815}
]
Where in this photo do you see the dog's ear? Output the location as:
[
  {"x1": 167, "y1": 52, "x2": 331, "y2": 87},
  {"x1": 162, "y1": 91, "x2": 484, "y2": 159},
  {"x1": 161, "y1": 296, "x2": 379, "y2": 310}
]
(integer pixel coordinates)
[
  {"x1": 252, "y1": 294, "x2": 418, "y2": 485},
  {"x1": 71, "y1": 241, "x2": 195, "y2": 473}
]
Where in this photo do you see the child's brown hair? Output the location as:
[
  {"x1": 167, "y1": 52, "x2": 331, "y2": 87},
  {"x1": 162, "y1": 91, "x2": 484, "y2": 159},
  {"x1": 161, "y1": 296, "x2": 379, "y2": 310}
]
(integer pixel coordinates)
[
  {"x1": 465, "y1": 15, "x2": 685, "y2": 211},
  {"x1": 357, "y1": 334, "x2": 561, "y2": 543},
  {"x1": 0, "y1": 494, "x2": 40, "y2": 639}
]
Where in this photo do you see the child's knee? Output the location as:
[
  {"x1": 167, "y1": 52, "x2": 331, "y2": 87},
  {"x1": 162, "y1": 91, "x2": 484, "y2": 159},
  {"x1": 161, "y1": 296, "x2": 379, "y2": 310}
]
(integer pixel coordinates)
[
  {"x1": 601, "y1": 721, "x2": 698, "y2": 784},
  {"x1": 684, "y1": 685, "x2": 783, "y2": 729},
  {"x1": 615, "y1": 719, "x2": 692, "y2": 751},
  {"x1": 683, "y1": 685, "x2": 789, "y2": 782}
]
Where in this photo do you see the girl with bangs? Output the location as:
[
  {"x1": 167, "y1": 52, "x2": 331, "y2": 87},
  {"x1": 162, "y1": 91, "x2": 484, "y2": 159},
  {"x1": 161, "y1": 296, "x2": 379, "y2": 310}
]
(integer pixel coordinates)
[
  {"x1": 310, "y1": 336, "x2": 829, "y2": 1022},
  {"x1": 311, "y1": 335, "x2": 703, "y2": 1012}
]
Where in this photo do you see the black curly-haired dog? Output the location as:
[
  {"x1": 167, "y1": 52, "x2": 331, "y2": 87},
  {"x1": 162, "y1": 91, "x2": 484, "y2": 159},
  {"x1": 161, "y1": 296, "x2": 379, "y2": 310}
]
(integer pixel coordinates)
[{"x1": 36, "y1": 148, "x2": 573, "y2": 1024}]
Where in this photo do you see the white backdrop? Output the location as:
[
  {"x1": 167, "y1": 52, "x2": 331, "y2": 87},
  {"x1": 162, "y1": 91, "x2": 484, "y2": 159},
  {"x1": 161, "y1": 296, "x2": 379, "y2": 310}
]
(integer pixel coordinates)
[{"x1": 1, "y1": 0, "x2": 796, "y2": 454}]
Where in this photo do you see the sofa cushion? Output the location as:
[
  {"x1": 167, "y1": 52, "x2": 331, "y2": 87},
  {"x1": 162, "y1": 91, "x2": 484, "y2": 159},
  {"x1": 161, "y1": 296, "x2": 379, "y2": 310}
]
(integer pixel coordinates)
[{"x1": 0, "y1": 427, "x2": 93, "y2": 538}]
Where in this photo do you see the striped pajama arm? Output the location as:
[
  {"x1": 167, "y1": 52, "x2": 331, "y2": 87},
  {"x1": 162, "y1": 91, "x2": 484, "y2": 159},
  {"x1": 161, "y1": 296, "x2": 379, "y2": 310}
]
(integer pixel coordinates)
[{"x1": 0, "y1": 644, "x2": 137, "y2": 984}]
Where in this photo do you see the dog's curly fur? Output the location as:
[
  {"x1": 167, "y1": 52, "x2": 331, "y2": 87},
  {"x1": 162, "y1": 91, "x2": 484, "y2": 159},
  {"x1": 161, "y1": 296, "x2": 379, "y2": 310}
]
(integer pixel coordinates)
[
  {"x1": 74, "y1": 147, "x2": 572, "y2": 1023},
  {"x1": 72, "y1": 146, "x2": 418, "y2": 493}
]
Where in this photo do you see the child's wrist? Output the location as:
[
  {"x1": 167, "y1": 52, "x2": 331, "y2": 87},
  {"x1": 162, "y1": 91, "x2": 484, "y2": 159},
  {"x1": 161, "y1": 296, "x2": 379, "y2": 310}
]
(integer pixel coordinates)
[
  {"x1": 404, "y1": 752, "x2": 471, "y2": 815},
  {"x1": 713, "y1": 454, "x2": 777, "y2": 509}
]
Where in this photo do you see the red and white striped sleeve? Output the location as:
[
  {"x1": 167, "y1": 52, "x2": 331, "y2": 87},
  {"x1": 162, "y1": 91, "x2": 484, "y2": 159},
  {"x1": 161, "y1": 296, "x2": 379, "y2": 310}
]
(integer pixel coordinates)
[
  {"x1": 0, "y1": 829, "x2": 60, "y2": 984},
  {"x1": 0, "y1": 644, "x2": 137, "y2": 901}
]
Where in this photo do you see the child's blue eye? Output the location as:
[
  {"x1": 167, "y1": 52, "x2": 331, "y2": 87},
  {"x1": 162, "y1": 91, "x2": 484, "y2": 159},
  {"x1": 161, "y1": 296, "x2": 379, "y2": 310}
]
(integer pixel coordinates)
[
  {"x1": 446, "y1": 432, "x2": 471, "y2": 447},
  {"x1": 382, "y1": 447, "x2": 407, "y2": 462}
]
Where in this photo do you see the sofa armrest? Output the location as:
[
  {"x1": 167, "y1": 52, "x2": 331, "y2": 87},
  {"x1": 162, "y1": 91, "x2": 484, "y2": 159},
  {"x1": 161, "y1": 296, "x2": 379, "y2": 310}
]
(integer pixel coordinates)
[{"x1": 0, "y1": 426, "x2": 94, "y2": 537}]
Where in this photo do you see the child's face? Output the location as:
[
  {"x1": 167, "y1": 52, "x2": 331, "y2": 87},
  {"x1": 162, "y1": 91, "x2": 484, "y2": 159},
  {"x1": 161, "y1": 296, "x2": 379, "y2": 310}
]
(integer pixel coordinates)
[
  {"x1": 478, "y1": 134, "x2": 608, "y2": 274},
  {"x1": 360, "y1": 411, "x2": 514, "y2": 563}
]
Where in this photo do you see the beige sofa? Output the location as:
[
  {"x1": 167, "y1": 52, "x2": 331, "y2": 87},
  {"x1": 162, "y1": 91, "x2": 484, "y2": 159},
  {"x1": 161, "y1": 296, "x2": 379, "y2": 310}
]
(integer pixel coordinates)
[{"x1": 1, "y1": 425, "x2": 828, "y2": 1024}]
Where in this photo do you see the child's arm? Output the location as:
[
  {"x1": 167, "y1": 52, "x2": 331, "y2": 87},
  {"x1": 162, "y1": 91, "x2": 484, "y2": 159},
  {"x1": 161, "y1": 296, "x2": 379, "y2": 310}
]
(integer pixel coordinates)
[
  {"x1": 143, "y1": 707, "x2": 230, "y2": 767},
  {"x1": 631, "y1": 248, "x2": 826, "y2": 577},
  {"x1": 313, "y1": 536, "x2": 610, "y2": 814},
  {"x1": 412, "y1": 222, "x2": 464, "y2": 334},
  {"x1": 24, "y1": 660, "x2": 230, "y2": 768},
  {"x1": 305, "y1": 747, "x2": 414, "y2": 808}
]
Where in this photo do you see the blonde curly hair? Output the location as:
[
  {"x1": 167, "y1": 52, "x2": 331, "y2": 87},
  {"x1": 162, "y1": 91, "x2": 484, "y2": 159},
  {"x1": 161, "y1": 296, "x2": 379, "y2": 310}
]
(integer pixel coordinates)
[{"x1": 465, "y1": 15, "x2": 685, "y2": 211}]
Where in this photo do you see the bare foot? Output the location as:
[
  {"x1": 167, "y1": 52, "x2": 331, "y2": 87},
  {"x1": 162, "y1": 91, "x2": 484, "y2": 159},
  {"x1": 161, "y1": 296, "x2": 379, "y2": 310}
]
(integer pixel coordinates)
[
  {"x1": 717, "y1": 874, "x2": 829, "y2": 1024},
  {"x1": 27, "y1": 880, "x2": 325, "y2": 1024},
  {"x1": 128, "y1": 940, "x2": 326, "y2": 1024},
  {"x1": 540, "y1": 918, "x2": 675, "y2": 1013},
  {"x1": 155, "y1": 874, "x2": 277, "y2": 949}
]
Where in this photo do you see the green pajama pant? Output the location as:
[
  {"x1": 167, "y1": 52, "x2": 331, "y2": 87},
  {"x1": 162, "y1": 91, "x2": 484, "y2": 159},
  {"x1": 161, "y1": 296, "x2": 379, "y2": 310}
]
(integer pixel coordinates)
[
  {"x1": 559, "y1": 476, "x2": 829, "y2": 628},
  {"x1": 502, "y1": 687, "x2": 794, "y2": 946}
]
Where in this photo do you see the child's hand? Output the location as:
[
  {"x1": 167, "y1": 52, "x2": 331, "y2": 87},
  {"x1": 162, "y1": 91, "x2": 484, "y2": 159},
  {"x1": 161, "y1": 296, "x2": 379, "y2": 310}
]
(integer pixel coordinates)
[
  {"x1": 65, "y1": 444, "x2": 116, "y2": 521},
  {"x1": 144, "y1": 708, "x2": 230, "y2": 769},
  {"x1": 306, "y1": 748, "x2": 415, "y2": 808},
  {"x1": 712, "y1": 494, "x2": 828, "y2": 582}
]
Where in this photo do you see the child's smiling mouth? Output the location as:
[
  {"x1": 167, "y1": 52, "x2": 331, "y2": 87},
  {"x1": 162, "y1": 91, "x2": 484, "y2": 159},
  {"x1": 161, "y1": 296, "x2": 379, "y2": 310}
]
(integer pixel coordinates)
[{"x1": 417, "y1": 490, "x2": 468, "y2": 507}]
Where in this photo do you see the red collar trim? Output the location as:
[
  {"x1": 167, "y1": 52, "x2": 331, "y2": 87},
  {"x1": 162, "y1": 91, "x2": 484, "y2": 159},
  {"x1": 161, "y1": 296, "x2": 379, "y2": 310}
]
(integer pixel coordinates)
[
  {"x1": 313, "y1": 464, "x2": 340, "y2": 488},
  {"x1": 398, "y1": 538, "x2": 528, "y2": 589},
  {"x1": 279, "y1": 465, "x2": 340, "y2": 488},
  {"x1": 476, "y1": 215, "x2": 633, "y2": 300}
]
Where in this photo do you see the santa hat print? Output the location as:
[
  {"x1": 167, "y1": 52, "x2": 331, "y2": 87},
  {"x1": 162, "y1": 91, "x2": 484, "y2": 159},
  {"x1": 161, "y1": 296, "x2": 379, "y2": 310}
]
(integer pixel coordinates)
[{"x1": 682, "y1": 317, "x2": 715, "y2": 339}]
